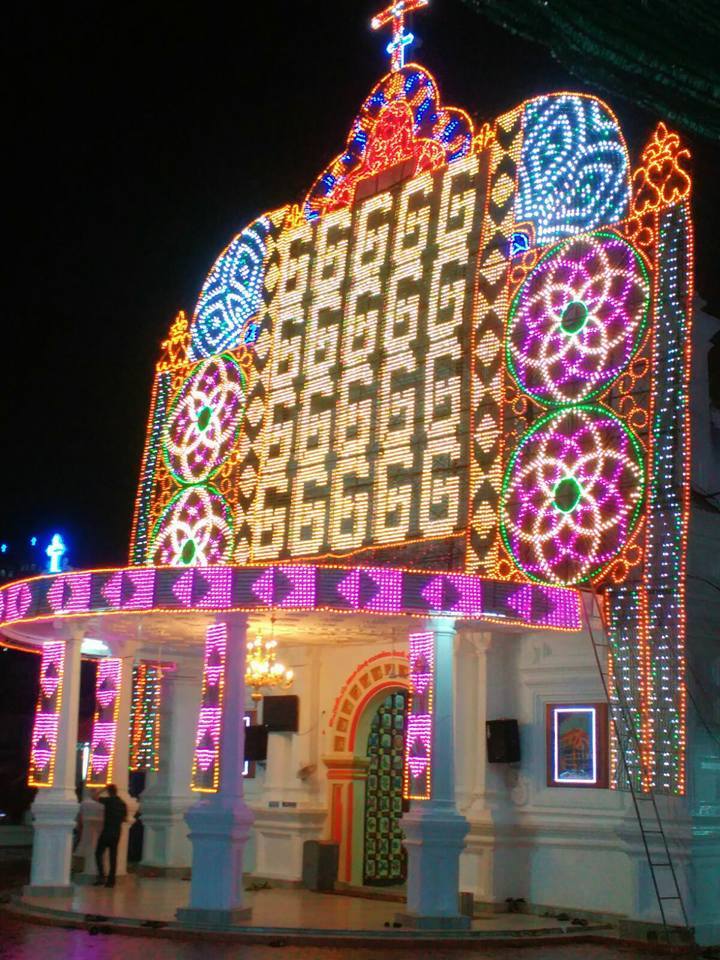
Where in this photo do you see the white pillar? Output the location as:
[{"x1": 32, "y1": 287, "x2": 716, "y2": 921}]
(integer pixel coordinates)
[
  {"x1": 259, "y1": 644, "x2": 319, "y2": 805},
  {"x1": 141, "y1": 662, "x2": 201, "y2": 872},
  {"x1": 251, "y1": 646, "x2": 326, "y2": 882},
  {"x1": 177, "y1": 615, "x2": 254, "y2": 927},
  {"x1": 399, "y1": 618, "x2": 470, "y2": 930},
  {"x1": 463, "y1": 632, "x2": 493, "y2": 820},
  {"x1": 263, "y1": 732, "x2": 294, "y2": 803},
  {"x1": 79, "y1": 652, "x2": 139, "y2": 879},
  {"x1": 25, "y1": 634, "x2": 82, "y2": 896}
]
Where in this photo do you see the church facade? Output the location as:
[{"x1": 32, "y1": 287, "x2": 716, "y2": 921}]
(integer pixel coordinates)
[{"x1": 2, "y1": 3, "x2": 719, "y2": 945}]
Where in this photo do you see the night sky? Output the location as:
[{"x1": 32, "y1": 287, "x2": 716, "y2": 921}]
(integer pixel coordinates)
[{"x1": 4, "y1": 0, "x2": 720, "y2": 570}]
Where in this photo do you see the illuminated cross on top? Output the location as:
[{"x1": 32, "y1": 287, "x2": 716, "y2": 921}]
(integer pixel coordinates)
[
  {"x1": 46, "y1": 533, "x2": 67, "y2": 574},
  {"x1": 371, "y1": 0, "x2": 429, "y2": 72}
]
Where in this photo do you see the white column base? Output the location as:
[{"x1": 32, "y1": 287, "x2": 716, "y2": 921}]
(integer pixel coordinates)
[
  {"x1": 140, "y1": 794, "x2": 193, "y2": 872},
  {"x1": 398, "y1": 801, "x2": 470, "y2": 929},
  {"x1": 177, "y1": 796, "x2": 254, "y2": 923},
  {"x1": 26, "y1": 791, "x2": 79, "y2": 894},
  {"x1": 175, "y1": 905, "x2": 252, "y2": 928}
]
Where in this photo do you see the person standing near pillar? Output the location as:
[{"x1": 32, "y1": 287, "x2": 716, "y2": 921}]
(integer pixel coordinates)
[{"x1": 92, "y1": 784, "x2": 128, "y2": 887}]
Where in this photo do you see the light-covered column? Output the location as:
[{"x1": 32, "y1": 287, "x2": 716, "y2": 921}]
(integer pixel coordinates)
[
  {"x1": 140, "y1": 662, "x2": 201, "y2": 872},
  {"x1": 25, "y1": 633, "x2": 82, "y2": 895},
  {"x1": 399, "y1": 618, "x2": 470, "y2": 929},
  {"x1": 79, "y1": 651, "x2": 139, "y2": 879},
  {"x1": 177, "y1": 616, "x2": 254, "y2": 926}
]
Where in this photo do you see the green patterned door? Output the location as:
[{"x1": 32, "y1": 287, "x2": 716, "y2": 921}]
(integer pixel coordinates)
[{"x1": 363, "y1": 690, "x2": 408, "y2": 886}]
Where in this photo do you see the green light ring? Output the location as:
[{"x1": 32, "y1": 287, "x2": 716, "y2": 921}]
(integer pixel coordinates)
[
  {"x1": 148, "y1": 483, "x2": 235, "y2": 566},
  {"x1": 499, "y1": 403, "x2": 646, "y2": 585},
  {"x1": 505, "y1": 230, "x2": 651, "y2": 409},
  {"x1": 162, "y1": 353, "x2": 246, "y2": 485}
]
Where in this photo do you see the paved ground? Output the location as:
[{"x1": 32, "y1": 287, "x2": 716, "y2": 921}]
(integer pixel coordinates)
[
  {"x1": 0, "y1": 849, "x2": 705, "y2": 959},
  {"x1": 0, "y1": 915, "x2": 699, "y2": 960},
  {"x1": 19, "y1": 875, "x2": 578, "y2": 933}
]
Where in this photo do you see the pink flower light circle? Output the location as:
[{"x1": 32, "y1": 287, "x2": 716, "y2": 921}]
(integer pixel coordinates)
[
  {"x1": 164, "y1": 354, "x2": 245, "y2": 484},
  {"x1": 507, "y1": 232, "x2": 649, "y2": 406},
  {"x1": 500, "y1": 405, "x2": 644, "y2": 585},
  {"x1": 151, "y1": 486, "x2": 233, "y2": 567}
]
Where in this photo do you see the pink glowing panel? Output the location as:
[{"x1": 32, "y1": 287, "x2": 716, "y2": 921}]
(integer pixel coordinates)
[
  {"x1": 251, "y1": 567, "x2": 275, "y2": 606},
  {"x1": 420, "y1": 576, "x2": 443, "y2": 610},
  {"x1": 408, "y1": 631, "x2": 434, "y2": 681},
  {"x1": 506, "y1": 583, "x2": 534, "y2": 623},
  {"x1": 278, "y1": 566, "x2": 316, "y2": 608},
  {"x1": 404, "y1": 631, "x2": 435, "y2": 801},
  {"x1": 171, "y1": 569, "x2": 195, "y2": 607},
  {"x1": 5, "y1": 582, "x2": 32, "y2": 622},
  {"x1": 405, "y1": 716, "x2": 433, "y2": 784},
  {"x1": 195, "y1": 567, "x2": 233, "y2": 608},
  {"x1": 194, "y1": 706, "x2": 222, "y2": 772},
  {"x1": 46, "y1": 573, "x2": 92, "y2": 615},
  {"x1": 101, "y1": 571, "x2": 123, "y2": 608},
  {"x1": 88, "y1": 723, "x2": 115, "y2": 777},
  {"x1": 336, "y1": 568, "x2": 361, "y2": 608},
  {"x1": 447, "y1": 574, "x2": 483, "y2": 615},
  {"x1": 123, "y1": 569, "x2": 156, "y2": 609},
  {"x1": 28, "y1": 641, "x2": 66, "y2": 787},
  {"x1": 542, "y1": 586, "x2": 582, "y2": 629},
  {"x1": 191, "y1": 622, "x2": 227, "y2": 792},
  {"x1": 87, "y1": 659, "x2": 122, "y2": 787},
  {"x1": 362, "y1": 568, "x2": 402, "y2": 613},
  {"x1": 29, "y1": 715, "x2": 60, "y2": 780}
]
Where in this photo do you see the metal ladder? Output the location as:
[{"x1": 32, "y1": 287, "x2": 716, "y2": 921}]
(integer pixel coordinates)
[{"x1": 581, "y1": 588, "x2": 689, "y2": 935}]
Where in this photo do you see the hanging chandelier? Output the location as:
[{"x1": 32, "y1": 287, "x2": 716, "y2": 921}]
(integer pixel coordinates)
[{"x1": 245, "y1": 633, "x2": 294, "y2": 702}]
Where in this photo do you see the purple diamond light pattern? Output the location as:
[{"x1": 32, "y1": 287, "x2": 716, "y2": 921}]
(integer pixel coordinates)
[
  {"x1": 404, "y1": 631, "x2": 434, "y2": 801},
  {"x1": 0, "y1": 566, "x2": 582, "y2": 630}
]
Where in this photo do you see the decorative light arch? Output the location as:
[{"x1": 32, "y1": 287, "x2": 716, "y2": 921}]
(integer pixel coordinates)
[
  {"x1": 325, "y1": 650, "x2": 411, "y2": 886},
  {"x1": 328, "y1": 650, "x2": 410, "y2": 754}
]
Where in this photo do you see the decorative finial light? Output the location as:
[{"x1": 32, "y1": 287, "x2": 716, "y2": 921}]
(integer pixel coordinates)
[
  {"x1": 371, "y1": 0, "x2": 429, "y2": 72},
  {"x1": 245, "y1": 633, "x2": 294, "y2": 702}
]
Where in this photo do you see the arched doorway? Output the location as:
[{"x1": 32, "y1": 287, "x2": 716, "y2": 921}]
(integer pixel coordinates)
[
  {"x1": 362, "y1": 689, "x2": 408, "y2": 886},
  {"x1": 324, "y1": 652, "x2": 410, "y2": 886}
]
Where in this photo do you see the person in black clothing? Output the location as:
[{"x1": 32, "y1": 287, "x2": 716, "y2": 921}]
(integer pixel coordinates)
[{"x1": 93, "y1": 784, "x2": 127, "y2": 887}]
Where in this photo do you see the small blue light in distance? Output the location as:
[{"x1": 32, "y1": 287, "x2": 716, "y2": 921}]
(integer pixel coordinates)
[
  {"x1": 30, "y1": 536, "x2": 38, "y2": 547},
  {"x1": 0, "y1": 543, "x2": 7, "y2": 554}
]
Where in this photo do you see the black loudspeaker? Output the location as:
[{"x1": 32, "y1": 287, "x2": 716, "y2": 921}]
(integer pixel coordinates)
[
  {"x1": 244, "y1": 724, "x2": 268, "y2": 762},
  {"x1": 262, "y1": 695, "x2": 299, "y2": 733},
  {"x1": 486, "y1": 719, "x2": 521, "y2": 763}
]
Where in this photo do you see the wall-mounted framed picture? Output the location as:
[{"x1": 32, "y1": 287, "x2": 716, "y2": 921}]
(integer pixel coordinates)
[{"x1": 546, "y1": 703, "x2": 609, "y2": 788}]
